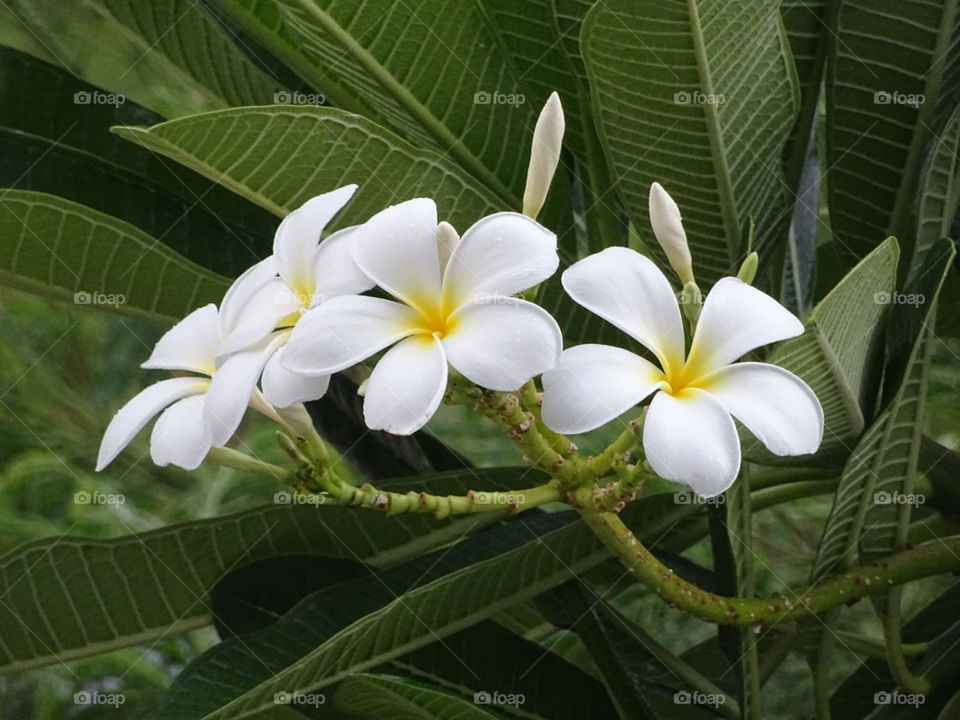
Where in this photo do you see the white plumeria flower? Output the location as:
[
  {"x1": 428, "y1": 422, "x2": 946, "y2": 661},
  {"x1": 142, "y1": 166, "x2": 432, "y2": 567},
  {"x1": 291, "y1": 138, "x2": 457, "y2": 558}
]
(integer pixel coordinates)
[
  {"x1": 282, "y1": 198, "x2": 563, "y2": 435},
  {"x1": 202, "y1": 185, "x2": 374, "y2": 444},
  {"x1": 541, "y1": 247, "x2": 823, "y2": 497},
  {"x1": 96, "y1": 304, "x2": 283, "y2": 471}
]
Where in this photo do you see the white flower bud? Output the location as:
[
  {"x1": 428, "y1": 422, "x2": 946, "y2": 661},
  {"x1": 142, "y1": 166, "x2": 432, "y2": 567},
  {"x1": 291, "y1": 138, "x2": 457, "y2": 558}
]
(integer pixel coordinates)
[
  {"x1": 436, "y1": 221, "x2": 460, "y2": 270},
  {"x1": 522, "y1": 92, "x2": 565, "y2": 219},
  {"x1": 649, "y1": 182, "x2": 694, "y2": 285}
]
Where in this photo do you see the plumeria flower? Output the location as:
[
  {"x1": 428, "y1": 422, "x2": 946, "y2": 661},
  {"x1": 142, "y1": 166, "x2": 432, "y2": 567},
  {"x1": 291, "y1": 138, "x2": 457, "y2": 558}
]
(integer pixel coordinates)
[
  {"x1": 282, "y1": 199, "x2": 563, "y2": 435},
  {"x1": 202, "y1": 185, "x2": 373, "y2": 445},
  {"x1": 96, "y1": 304, "x2": 286, "y2": 471},
  {"x1": 541, "y1": 246, "x2": 823, "y2": 497}
]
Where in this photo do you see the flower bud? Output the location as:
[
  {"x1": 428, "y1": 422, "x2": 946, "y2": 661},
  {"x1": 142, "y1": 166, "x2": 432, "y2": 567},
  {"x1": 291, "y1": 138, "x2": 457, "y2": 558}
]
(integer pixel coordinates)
[
  {"x1": 649, "y1": 182, "x2": 694, "y2": 285},
  {"x1": 737, "y1": 252, "x2": 759, "y2": 284},
  {"x1": 436, "y1": 221, "x2": 460, "y2": 269},
  {"x1": 522, "y1": 92, "x2": 565, "y2": 219}
]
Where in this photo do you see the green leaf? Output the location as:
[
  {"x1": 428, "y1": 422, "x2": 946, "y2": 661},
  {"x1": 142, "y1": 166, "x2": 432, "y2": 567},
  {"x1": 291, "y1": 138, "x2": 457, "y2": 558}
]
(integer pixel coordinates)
[
  {"x1": 152, "y1": 495, "x2": 702, "y2": 719},
  {"x1": 0, "y1": 468, "x2": 527, "y2": 674},
  {"x1": 812, "y1": 239, "x2": 954, "y2": 580},
  {"x1": 0, "y1": 46, "x2": 277, "y2": 276},
  {"x1": 825, "y1": 0, "x2": 960, "y2": 262},
  {"x1": 1, "y1": 0, "x2": 280, "y2": 118},
  {"x1": 580, "y1": 0, "x2": 799, "y2": 283},
  {"x1": 758, "y1": 238, "x2": 900, "y2": 464},
  {"x1": 911, "y1": 103, "x2": 960, "y2": 280},
  {"x1": 0, "y1": 190, "x2": 230, "y2": 324},
  {"x1": 334, "y1": 674, "x2": 501, "y2": 720},
  {"x1": 211, "y1": 0, "x2": 543, "y2": 202},
  {"x1": 387, "y1": 620, "x2": 618, "y2": 720},
  {"x1": 113, "y1": 106, "x2": 502, "y2": 229}
]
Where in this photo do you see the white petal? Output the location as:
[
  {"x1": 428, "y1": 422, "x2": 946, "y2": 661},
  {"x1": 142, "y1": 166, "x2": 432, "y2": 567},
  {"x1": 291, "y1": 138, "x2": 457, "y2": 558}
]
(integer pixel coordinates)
[
  {"x1": 702, "y1": 362, "x2": 823, "y2": 456},
  {"x1": 219, "y1": 277, "x2": 301, "y2": 356},
  {"x1": 262, "y1": 344, "x2": 331, "y2": 408},
  {"x1": 219, "y1": 257, "x2": 279, "y2": 339},
  {"x1": 562, "y1": 247, "x2": 685, "y2": 374},
  {"x1": 686, "y1": 277, "x2": 804, "y2": 376},
  {"x1": 351, "y1": 198, "x2": 442, "y2": 305},
  {"x1": 96, "y1": 377, "x2": 208, "y2": 471},
  {"x1": 542, "y1": 344, "x2": 665, "y2": 434},
  {"x1": 442, "y1": 297, "x2": 561, "y2": 391},
  {"x1": 363, "y1": 335, "x2": 448, "y2": 435},
  {"x1": 442, "y1": 213, "x2": 558, "y2": 305},
  {"x1": 649, "y1": 182, "x2": 693, "y2": 284},
  {"x1": 283, "y1": 295, "x2": 419, "y2": 376},
  {"x1": 523, "y1": 91, "x2": 565, "y2": 219},
  {"x1": 150, "y1": 395, "x2": 212, "y2": 470},
  {"x1": 204, "y1": 335, "x2": 287, "y2": 446},
  {"x1": 274, "y1": 185, "x2": 357, "y2": 293},
  {"x1": 643, "y1": 389, "x2": 740, "y2": 497},
  {"x1": 141, "y1": 304, "x2": 220, "y2": 375},
  {"x1": 309, "y1": 226, "x2": 375, "y2": 306}
]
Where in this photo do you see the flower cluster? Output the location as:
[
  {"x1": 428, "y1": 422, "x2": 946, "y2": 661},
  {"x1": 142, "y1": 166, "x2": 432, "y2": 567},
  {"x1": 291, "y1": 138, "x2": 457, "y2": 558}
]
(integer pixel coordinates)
[{"x1": 98, "y1": 93, "x2": 822, "y2": 497}]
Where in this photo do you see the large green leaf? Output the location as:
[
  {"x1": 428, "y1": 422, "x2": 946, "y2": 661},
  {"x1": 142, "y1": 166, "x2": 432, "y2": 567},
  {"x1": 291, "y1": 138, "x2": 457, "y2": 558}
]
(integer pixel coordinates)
[
  {"x1": 113, "y1": 106, "x2": 501, "y2": 230},
  {"x1": 811, "y1": 239, "x2": 954, "y2": 581},
  {"x1": 0, "y1": 190, "x2": 230, "y2": 324},
  {"x1": 580, "y1": 0, "x2": 799, "y2": 283},
  {"x1": 0, "y1": 468, "x2": 529, "y2": 674},
  {"x1": 334, "y1": 674, "x2": 501, "y2": 720},
  {"x1": 0, "y1": 46, "x2": 277, "y2": 276},
  {"x1": 1, "y1": 0, "x2": 280, "y2": 118},
  {"x1": 212, "y1": 0, "x2": 546, "y2": 203},
  {"x1": 152, "y1": 495, "x2": 703, "y2": 719},
  {"x1": 757, "y1": 238, "x2": 899, "y2": 464},
  {"x1": 825, "y1": 0, "x2": 960, "y2": 262},
  {"x1": 911, "y1": 103, "x2": 960, "y2": 280}
]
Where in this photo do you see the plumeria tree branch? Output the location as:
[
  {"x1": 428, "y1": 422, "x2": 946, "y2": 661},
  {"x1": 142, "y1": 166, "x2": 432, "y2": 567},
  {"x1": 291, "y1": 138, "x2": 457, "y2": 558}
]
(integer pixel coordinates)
[{"x1": 575, "y1": 487, "x2": 960, "y2": 626}]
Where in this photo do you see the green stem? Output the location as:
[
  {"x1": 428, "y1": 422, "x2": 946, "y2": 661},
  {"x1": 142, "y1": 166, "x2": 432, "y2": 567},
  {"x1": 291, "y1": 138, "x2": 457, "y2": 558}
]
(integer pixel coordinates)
[
  {"x1": 206, "y1": 446, "x2": 291, "y2": 481},
  {"x1": 575, "y1": 488, "x2": 960, "y2": 626},
  {"x1": 834, "y1": 631, "x2": 929, "y2": 660}
]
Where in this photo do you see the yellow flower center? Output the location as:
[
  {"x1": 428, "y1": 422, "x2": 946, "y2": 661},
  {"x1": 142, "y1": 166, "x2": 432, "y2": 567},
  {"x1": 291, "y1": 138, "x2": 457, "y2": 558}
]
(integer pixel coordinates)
[{"x1": 407, "y1": 296, "x2": 457, "y2": 339}]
